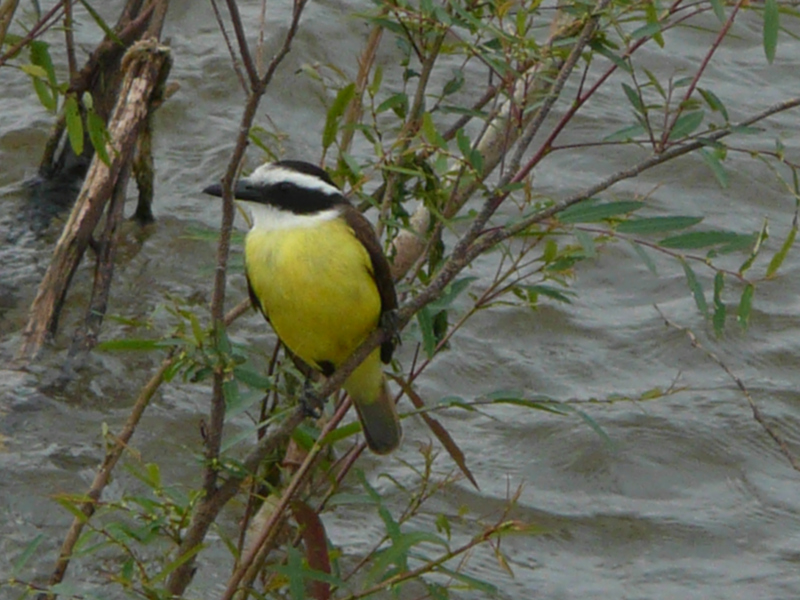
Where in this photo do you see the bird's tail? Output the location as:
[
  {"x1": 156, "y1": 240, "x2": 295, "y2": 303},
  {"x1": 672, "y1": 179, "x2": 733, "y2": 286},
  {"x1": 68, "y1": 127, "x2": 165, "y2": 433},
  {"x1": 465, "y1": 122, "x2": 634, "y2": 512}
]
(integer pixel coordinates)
[{"x1": 344, "y1": 351, "x2": 402, "y2": 454}]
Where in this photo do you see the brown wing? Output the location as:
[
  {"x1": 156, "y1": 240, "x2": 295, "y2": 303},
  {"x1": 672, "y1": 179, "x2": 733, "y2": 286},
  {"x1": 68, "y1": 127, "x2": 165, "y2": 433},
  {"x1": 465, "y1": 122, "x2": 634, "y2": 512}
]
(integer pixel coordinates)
[
  {"x1": 340, "y1": 204, "x2": 398, "y2": 364},
  {"x1": 246, "y1": 271, "x2": 269, "y2": 322}
]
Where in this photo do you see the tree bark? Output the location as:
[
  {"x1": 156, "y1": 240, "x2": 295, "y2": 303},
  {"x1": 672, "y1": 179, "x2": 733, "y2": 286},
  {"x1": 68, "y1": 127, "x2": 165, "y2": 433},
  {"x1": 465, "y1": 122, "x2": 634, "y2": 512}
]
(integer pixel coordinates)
[{"x1": 17, "y1": 39, "x2": 172, "y2": 362}]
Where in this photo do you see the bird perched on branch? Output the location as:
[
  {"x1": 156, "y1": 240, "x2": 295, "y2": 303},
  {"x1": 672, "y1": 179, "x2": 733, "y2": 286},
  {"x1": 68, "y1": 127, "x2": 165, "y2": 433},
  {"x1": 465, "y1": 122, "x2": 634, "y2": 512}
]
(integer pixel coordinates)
[{"x1": 204, "y1": 160, "x2": 402, "y2": 454}]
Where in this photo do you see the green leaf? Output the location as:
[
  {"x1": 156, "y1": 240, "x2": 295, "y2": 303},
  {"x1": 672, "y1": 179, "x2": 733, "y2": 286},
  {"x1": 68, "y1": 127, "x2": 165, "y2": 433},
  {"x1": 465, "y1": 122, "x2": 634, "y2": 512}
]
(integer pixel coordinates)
[
  {"x1": 20, "y1": 63, "x2": 48, "y2": 79},
  {"x1": 77, "y1": 0, "x2": 124, "y2": 45},
  {"x1": 629, "y1": 241, "x2": 658, "y2": 275},
  {"x1": 30, "y1": 40, "x2": 57, "y2": 88},
  {"x1": 589, "y1": 40, "x2": 632, "y2": 73},
  {"x1": 709, "y1": 0, "x2": 726, "y2": 22},
  {"x1": 442, "y1": 69, "x2": 464, "y2": 96},
  {"x1": 739, "y1": 218, "x2": 769, "y2": 275},
  {"x1": 28, "y1": 43, "x2": 57, "y2": 113},
  {"x1": 766, "y1": 225, "x2": 796, "y2": 277},
  {"x1": 559, "y1": 200, "x2": 644, "y2": 224},
  {"x1": 428, "y1": 276, "x2": 477, "y2": 311},
  {"x1": 520, "y1": 284, "x2": 575, "y2": 305},
  {"x1": 64, "y1": 95, "x2": 84, "y2": 156},
  {"x1": 604, "y1": 123, "x2": 647, "y2": 142},
  {"x1": 621, "y1": 83, "x2": 644, "y2": 114},
  {"x1": 698, "y1": 88, "x2": 729, "y2": 121},
  {"x1": 376, "y1": 92, "x2": 408, "y2": 117},
  {"x1": 713, "y1": 271, "x2": 726, "y2": 336},
  {"x1": 737, "y1": 284, "x2": 755, "y2": 329},
  {"x1": 659, "y1": 230, "x2": 745, "y2": 250},
  {"x1": 617, "y1": 216, "x2": 703, "y2": 234},
  {"x1": 97, "y1": 338, "x2": 170, "y2": 351},
  {"x1": 87, "y1": 110, "x2": 111, "y2": 166},
  {"x1": 417, "y1": 306, "x2": 437, "y2": 359},
  {"x1": 233, "y1": 366, "x2": 273, "y2": 390},
  {"x1": 668, "y1": 111, "x2": 704, "y2": 140},
  {"x1": 645, "y1": 0, "x2": 665, "y2": 47},
  {"x1": 575, "y1": 228, "x2": 597, "y2": 258},
  {"x1": 698, "y1": 148, "x2": 729, "y2": 188},
  {"x1": 12, "y1": 534, "x2": 45, "y2": 577},
  {"x1": 322, "y1": 82, "x2": 356, "y2": 150},
  {"x1": 763, "y1": 0, "x2": 779, "y2": 64},
  {"x1": 680, "y1": 259, "x2": 708, "y2": 317},
  {"x1": 421, "y1": 111, "x2": 446, "y2": 148}
]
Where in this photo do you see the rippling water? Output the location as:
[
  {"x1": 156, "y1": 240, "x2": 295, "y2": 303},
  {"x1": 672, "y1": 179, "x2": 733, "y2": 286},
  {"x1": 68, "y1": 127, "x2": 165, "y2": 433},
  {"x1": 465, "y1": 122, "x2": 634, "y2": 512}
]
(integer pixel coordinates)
[{"x1": 2, "y1": 1, "x2": 800, "y2": 598}]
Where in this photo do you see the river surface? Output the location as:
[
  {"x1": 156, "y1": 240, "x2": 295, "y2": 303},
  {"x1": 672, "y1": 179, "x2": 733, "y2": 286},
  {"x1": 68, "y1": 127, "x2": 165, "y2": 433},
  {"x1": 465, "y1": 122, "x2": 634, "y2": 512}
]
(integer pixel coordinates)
[{"x1": 2, "y1": 1, "x2": 800, "y2": 599}]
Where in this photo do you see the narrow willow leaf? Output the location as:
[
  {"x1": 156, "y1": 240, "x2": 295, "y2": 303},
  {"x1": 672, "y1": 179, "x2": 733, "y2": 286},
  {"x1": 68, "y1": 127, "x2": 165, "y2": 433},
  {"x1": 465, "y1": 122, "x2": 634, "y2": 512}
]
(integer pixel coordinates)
[
  {"x1": 698, "y1": 87, "x2": 729, "y2": 121},
  {"x1": 630, "y1": 22, "x2": 663, "y2": 43},
  {"x1": 763, "y1": 0, "x2": 779, "y2": 64},
  {"x1": 766, "y1": 226, "x2": 797, "y2": 277},
  {"x1": 64, "y1": 95, "x2": 84, "y2": 155},
  {"x1": 559, "y1": 200, "x2": 644, "y2": 224},
  {"x1": 521, "y1": 284, "x2": 575, "y2": 304},
  {"x1": 575, "y1": 228, "x2": 597, "y2": 258},
  {"x1": 680, "y1": 259, "x2": 708, "y2": 317},
  {"x1": 629, "y1": 241, "x2": 658, "y2": 275},
  {"x1": 644, "y1": 1, "x2": 665, "y2": 47},
  {"x1": 222, "y1": 379, "x2": 240, "y2": 409},
  {"x1": 30, "y1": 40, "x2": 57, "y2": 89},
  {"x1": 77, "y1": 0, "x2": 124, "y2": 45},
  {"x1": 737, "y1": 284, "x2": 755, "y2": 329},
  {"x1": 667, "y1": 111, "x2": 704, "y2": 141},
  {"x1": 603, "y1": 123, "x2": 647, "y2": 142},
  {"x1": 417, "y1": 306, "x2": 437, "y2": 358},
  {"x1": 87, "y1": 110, "x2": 111, "y2": 166},
  {"x1": 622, "y1": 83, "x2": 644, "y2": 114},
  {"x1": 713, "y1": 272, "x2": 726, "y2": 336},
  {"x1": 739, "y1": 218, "x2": 769, "y2": 275},
  {"x1": 20, "y1": 63, "x2": 48, "y2": 79},
  {"x1": 12, "y1": 535, "x2": 45, "y2": 576},
  {"x1": 698, "y1": 148, "x2": 729, "y2": 188},
  {"x1": 659, "y1": 230, "x2": 743, "y2": 249},
  {"x1": 421, "y1": 111, "x2": 446, "y2": 148},
  {"x1": 617, "y1": 216, "x2": 702, "y2": 234},
  {"x1": 589, "y1": 40, "x2": 633, "y2": 73},
  {"x1": 97, "y1": 338, "x2": 164, "y2": 351},
  {"x1": 442, "y1": 69, "x2": 465, "y2": 96},
  {"x1": 709, "y1": 0, "x2": 726, "y2": 22},
  {"x1": 376, "y1": 92, "x2": 408, "y2": 117},
  {"x1": 322, "y1": 82, "x2": 356, "y2": 150}
]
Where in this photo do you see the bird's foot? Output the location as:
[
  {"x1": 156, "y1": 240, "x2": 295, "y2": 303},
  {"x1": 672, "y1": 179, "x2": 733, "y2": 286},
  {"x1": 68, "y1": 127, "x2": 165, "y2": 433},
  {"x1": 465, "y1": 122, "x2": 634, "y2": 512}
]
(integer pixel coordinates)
[
  {"x1": 300, "y1": 380, "x2": 325, "y2": 419},
  {"x1": 380, "y1": 309, "x2": 401, "y2": 348}
]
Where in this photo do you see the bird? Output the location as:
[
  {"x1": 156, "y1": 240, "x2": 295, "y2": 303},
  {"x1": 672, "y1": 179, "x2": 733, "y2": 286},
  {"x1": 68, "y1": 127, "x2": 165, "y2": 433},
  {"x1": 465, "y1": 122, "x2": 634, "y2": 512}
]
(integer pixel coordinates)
[{"x1": 203, "y1": 160, "x2": 402, "y2": 454}]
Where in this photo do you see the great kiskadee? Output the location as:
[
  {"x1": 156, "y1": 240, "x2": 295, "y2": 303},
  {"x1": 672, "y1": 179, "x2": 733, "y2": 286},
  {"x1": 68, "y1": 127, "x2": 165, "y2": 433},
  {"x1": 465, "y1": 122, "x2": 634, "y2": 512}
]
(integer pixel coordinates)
[{"x1": 203, "y1": 160, "x2": 402, "y2": 454}]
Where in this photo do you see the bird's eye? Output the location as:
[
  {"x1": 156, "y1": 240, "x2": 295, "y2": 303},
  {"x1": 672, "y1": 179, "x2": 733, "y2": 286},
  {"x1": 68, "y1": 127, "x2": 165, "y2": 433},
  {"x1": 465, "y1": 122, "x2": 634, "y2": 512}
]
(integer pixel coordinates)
[{"x1": 276, "y1": 182, "x2": 293, "y2": 192}]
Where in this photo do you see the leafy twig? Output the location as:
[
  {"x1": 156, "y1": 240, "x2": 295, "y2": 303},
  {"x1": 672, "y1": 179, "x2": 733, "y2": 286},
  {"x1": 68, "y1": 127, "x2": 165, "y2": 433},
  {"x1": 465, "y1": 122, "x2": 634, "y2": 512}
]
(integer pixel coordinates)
[{"x1": 656, "y1": 306, "x2": 800, "y2": 473}]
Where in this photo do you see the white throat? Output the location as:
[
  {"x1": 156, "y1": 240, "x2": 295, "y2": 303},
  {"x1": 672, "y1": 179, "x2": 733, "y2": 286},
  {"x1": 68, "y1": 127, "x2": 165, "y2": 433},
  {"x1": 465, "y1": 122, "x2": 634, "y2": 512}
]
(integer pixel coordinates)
[{"x1": 242, "y1": 201, "x2": 340, "y2": 232}]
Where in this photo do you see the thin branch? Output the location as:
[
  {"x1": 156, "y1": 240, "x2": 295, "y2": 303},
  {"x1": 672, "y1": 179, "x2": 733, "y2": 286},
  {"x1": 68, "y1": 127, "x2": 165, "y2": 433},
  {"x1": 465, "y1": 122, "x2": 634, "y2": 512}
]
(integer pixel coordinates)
[
  {"x1": 210, "y1": 0, "x2": 248, "y2": 93},
  {"x1": 224, "y1": 0, "x2": 259, "y2": 87},
  {"x1": 0, "y1": 0, "x2": 64, "y2": 68},
  {"x1": 656, "y1": 307, "x2": 800, "y2": 473}
]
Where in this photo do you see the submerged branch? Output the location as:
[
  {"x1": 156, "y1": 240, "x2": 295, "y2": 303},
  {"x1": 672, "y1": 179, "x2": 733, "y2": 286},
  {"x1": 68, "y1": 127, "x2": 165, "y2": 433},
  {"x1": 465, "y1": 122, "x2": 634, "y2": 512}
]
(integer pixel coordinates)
[{"x1": 17, "y1": 40, "x2": 173, "y2": 363}]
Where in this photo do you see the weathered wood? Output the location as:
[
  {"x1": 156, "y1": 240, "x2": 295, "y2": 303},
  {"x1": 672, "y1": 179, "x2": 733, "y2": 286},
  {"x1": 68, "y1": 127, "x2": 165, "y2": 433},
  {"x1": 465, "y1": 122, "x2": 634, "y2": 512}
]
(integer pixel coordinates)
[{"x1": 18, "y1": 40, "x2": 172, "y2": 362}]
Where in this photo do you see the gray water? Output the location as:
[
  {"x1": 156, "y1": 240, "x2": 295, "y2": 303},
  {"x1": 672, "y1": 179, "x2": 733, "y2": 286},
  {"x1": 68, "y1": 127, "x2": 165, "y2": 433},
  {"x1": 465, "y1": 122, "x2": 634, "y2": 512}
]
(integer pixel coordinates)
[{"x1": 2, "y1": 0, "x2": 800, "y2": 598}]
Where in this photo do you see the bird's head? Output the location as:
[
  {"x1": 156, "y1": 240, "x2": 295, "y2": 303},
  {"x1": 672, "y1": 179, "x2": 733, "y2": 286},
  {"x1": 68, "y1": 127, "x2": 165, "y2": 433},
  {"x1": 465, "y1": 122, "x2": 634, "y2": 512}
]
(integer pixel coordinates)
[{"x1": 203, "y1": 160, "x2": 346, "y2": 229}]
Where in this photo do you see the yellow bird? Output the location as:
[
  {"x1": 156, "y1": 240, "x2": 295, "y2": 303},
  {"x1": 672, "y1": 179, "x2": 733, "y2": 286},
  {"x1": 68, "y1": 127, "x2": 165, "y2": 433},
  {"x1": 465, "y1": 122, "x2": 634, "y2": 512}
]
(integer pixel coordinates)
[{"x1": 204, "y1": 160, "x2": 401, "y2": 454}]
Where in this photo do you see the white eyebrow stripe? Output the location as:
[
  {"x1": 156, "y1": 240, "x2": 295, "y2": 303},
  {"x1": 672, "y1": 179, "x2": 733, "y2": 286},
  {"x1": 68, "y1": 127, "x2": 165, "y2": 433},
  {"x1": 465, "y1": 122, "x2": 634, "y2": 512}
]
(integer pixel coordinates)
[{"x1": 247, "y1": 164, "x2": 341, "y2": 196}]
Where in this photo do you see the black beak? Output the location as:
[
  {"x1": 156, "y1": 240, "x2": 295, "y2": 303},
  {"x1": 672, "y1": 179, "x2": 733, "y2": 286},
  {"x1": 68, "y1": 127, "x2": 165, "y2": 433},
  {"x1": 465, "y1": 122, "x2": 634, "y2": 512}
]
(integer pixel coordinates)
[
  {"x1": 202, "y1": 182, "x2": 223, "y2": 197},
  {"x1": 202, "y1": 179, "x2": 264, "y2": 201}
]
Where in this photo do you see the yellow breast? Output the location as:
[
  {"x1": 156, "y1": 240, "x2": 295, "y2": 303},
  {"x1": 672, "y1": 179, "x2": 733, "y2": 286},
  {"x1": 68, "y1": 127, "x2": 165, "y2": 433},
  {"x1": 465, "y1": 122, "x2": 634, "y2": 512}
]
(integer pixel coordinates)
[{"x1": 245, "y1": 217, "x2": 381, "y2": 371}]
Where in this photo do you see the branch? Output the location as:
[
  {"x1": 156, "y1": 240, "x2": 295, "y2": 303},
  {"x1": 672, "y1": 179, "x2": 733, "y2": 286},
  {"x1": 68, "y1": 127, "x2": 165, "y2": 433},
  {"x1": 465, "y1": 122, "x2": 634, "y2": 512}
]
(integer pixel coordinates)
[
  {"x1": 17, "y1": 40, "x2": 172, "y2": 363},
  {"x1": 656, "y1": 307, "x2": 800, "y2": 473}
]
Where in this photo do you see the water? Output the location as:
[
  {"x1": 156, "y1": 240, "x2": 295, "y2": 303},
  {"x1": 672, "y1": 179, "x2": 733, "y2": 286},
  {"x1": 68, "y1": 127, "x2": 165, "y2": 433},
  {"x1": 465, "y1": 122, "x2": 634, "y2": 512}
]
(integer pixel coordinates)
[{"x1": 2, "y1": 0, "x2": 800, "y2": 598}]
